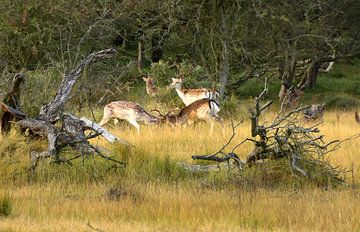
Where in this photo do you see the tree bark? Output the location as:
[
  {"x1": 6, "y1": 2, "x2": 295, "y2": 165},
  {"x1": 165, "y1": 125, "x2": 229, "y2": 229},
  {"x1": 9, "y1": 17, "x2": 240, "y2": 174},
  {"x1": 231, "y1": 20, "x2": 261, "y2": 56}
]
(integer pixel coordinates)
[
  {"x1": 0, "y1": 73, "x2": 25, "y2": 134},
  {"x1": 137, "y1": 36, "x2": 145, "y2": 71},
  {"x1": 298, "y1": 61, "x2": 321, "y2": 90},
  {"x1": 218, "y1": 3, "x2": 230, "y2": 99},
  {"x1": 278, "y1": 42, "x2": 297, "y2": 101}
]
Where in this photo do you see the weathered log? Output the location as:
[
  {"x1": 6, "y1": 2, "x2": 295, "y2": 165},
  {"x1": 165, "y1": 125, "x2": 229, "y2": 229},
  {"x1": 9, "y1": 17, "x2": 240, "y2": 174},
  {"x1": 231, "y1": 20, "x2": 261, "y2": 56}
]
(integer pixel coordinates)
[
  {"x1": 79, "y1": 116, "x2": 130, "y2": 145},
  {"x1": 17, "y1": 118, "x2": 50, "y2": 137},
  {"x1": 192, "y1": 152, "x2": 244, "y2": 169}
]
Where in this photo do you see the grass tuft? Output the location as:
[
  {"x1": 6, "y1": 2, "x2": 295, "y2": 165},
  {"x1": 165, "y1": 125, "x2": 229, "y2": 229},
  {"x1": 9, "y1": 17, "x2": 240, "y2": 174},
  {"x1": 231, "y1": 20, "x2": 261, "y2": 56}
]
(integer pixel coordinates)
[{"x1": 0, "y1": 194, "x2": 12, "y2": 218}]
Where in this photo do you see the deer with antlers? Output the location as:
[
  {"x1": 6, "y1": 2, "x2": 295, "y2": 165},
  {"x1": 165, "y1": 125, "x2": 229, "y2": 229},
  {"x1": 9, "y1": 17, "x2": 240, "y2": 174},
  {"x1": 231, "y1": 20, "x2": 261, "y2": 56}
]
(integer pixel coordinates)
[
  {"x1": 99, "y1": 101, "x2": 160, "y2": 134},
  {"x1": 169, "y1": 64, "x2": 219, "y2": 106},
  {"x1": 155, "y1": 98, "x2": 224, "y2": 135},
  {"x1": 142, "y1": 76, "x2": 158, "y2": 96}
]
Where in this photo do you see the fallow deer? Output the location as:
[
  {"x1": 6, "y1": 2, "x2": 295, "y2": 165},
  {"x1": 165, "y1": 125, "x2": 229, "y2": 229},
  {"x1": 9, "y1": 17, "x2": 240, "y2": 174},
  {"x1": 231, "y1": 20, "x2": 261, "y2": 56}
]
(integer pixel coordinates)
[
  {"x1": 99, "y1": 101, "x2": 160, "y2": 134},
  {"x1": 169, "y1": 78, "x2": 219, "y2": 106},
  {"x1": 303, "y1": 103, "x2": 325, "y2": 121},
  {"x1": 159, "y1": 98, "x2": 223, "y2": 135},
  {"x1": 169, "y1": 64, "x2": 219, "y2": 106},
  {"x1": 355, "y1": 111, "x2": 360, "y2": 124},
  {"x1": 142, "y1": 76, "x2": 158, "y2": 96}
]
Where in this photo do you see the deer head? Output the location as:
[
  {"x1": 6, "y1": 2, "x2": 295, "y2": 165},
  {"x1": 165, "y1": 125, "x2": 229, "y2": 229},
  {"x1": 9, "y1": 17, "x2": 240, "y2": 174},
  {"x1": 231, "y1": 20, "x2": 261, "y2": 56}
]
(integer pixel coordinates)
[
  {"x1": 151, "y1": 108, "x2": 180, "y2": 124},
  {"x1": 169, "y1": 64, "x2": 196, "y2": 88},
  {"x1": 169, "y1": 77, "x2": 183, "y2": 89}
]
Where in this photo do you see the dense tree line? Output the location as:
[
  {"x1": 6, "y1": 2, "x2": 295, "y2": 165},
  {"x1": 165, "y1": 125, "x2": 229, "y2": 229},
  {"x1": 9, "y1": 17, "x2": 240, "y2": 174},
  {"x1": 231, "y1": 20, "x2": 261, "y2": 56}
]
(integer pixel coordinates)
[{"x1": 0, "y1": 0, "x2": 359, "y2": 100}]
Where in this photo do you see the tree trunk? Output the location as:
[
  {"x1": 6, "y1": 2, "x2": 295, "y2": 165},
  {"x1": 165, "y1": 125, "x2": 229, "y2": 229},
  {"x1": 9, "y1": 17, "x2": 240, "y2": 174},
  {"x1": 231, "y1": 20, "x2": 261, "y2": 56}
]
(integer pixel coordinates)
[
  {"x1": 137, "y1": 36, "x2": 145, "y2": 71},
  {"x1": 1, "y1": 73, "x2": 25, "y2": 134},
  {"x1": 278, "y1": 43, "x2": 297, "y2": 101},
  {"x1": 218, "y1": 3, "x2": 230, "y2": 99},
  {"x1": 298, "y1": 61, "x2": 321, "y2": 90},
  {"x1": 151, "y1": 35, "x2": 163, "y2": 63}
]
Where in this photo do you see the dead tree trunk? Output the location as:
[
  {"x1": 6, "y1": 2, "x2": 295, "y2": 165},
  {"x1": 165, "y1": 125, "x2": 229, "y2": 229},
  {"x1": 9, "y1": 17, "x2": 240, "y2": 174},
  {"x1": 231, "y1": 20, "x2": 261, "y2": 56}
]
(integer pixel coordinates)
[
  {"x1": 0, "y1": 73, "x2": 25, "y2": 134},
  {"x1": 0, "y1": 48, "x2": 130, "y2": 170}
]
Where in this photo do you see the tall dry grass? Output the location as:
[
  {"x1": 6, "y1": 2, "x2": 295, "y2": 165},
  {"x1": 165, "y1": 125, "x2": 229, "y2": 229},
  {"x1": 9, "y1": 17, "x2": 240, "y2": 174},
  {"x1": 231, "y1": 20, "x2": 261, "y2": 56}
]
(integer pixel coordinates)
[{"x1": 0, "y1": 111, "x2": 360, "y2": 231}]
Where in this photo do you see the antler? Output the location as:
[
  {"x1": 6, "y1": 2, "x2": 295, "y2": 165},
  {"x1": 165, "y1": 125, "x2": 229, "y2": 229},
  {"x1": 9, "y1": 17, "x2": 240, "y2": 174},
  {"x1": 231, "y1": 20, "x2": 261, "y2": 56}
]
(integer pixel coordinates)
[
  {"x1": 150, "y1": 109, "x2": 164, "y2": 117},
  {"x1": 165, "y1": 107, "x2": 180, "y2": 116},
  {"x1": 177, "y1": 64, "x2": 196, "y2": 79}
]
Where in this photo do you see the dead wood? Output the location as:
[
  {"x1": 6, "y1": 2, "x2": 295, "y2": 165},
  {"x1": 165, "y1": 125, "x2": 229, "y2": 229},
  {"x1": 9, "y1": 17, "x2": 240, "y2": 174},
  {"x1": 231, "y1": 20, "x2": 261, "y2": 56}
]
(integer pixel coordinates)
[
  {"x1": 191, "y1": 81, "x2": 352, "y2": 186},
  {"x1": 79, "y1": 116, "x2": 130, "y2": 145},
  {"x1": 0, "y1": 48, "x2": 129, "y2": 171},
  {"x1": 192, "y1": 119, "x2": 245, "y2": 170},
  {"x1": 38, "y1": 48, "x2": 117, "y2": 122},
  {"x1": 0, "y1": 73, "x2": 25, "y2": 134}
]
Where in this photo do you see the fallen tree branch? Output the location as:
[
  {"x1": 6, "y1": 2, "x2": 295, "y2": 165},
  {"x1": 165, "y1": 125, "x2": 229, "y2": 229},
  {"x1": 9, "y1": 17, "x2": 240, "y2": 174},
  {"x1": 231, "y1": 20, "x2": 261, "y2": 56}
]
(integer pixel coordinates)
[
  {"x1": 189, "y1": 80, "x2": 351, "y2": 186},
  {"x1": 79, "y1": 116, "x2": 131, "y2": 146}
]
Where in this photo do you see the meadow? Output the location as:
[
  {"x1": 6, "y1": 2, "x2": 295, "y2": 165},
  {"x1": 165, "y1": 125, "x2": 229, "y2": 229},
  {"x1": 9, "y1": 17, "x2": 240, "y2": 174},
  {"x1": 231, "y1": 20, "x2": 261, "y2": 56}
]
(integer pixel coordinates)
[{"x1": 0, "y1": 109, "x2": 360, "y2": 232}]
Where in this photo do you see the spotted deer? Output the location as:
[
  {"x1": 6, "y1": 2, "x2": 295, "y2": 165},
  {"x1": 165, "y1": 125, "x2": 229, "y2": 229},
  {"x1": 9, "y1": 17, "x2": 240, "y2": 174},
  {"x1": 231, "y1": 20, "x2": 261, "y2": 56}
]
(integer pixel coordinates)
[
  {"x1": 169, "y1": 64, "x2": 219, "y2": 106},
  {"x1": 99, "y1": 101, "x2": 160, "y2": 134},
  {"x1": 158, "y1": 98, "x2": 223, "y2": 135},
  {"x1": 142, "y1": 76, "x2": 158, "y2": 96},
  {"x1": 170, "y1": 78, "x2": 219, "y2": 106}
]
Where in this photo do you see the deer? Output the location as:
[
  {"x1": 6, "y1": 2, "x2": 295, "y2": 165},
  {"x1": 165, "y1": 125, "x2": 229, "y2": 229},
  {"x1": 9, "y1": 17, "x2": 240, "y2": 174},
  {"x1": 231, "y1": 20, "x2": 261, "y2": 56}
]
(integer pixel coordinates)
[
  {"x1": 169, "y1": 64, "x2": 219, "y2": 106},
  {"x1": 99, "y1": 101, "x2": 160, "y2": 134},
  {"x1": 142, "y1": 76, "x2": 158, "y2": 96},
  {"x1": 355, "y1": 111, "x2": 360, "y2": 124},
  {"x1": 303, "y1": 103, "x2": 325, "y2": 121},
  {"x1": 155, "y1": 98, "x2": 224, "y2": 135}
]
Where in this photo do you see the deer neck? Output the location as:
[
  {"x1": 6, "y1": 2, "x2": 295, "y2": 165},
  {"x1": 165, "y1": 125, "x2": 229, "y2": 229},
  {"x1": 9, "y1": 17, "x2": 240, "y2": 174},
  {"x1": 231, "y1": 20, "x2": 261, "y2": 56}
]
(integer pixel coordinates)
[
  {"x1": 174, "y1": 86, "x2": 187, "y2": 103},
  {"x1": 139, "y1": 111, "x2": 159, "y2": 124},
  {"x1": 146, "y1": 81, "x2": 154, "y2": 89}
]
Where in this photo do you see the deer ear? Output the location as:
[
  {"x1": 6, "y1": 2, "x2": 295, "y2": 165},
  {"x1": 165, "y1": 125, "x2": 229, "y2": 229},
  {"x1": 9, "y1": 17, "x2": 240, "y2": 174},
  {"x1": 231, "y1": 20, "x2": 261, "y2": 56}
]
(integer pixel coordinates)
[
  {"x1": 143, "y1": 77, "x2": 147, "y2": 81},
  {"x1": 171, "y1": 78, "x2": 177, "y2": 82}
]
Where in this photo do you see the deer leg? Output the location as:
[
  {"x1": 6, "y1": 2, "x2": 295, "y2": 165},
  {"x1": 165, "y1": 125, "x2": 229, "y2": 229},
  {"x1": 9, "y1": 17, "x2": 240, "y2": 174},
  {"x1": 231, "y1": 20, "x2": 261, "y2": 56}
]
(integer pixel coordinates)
[
  {"x1": 99, "y1": 115, "x2": 111, "y2": 127},
  {"x1": 209, "y1": 120, "x2": 214, "y2": 136},
  {"x1": 128, "y1": 118, "x2": 140, "y2": 134},
  {"x1": 214, "y1": 115, "x2": 225, "y2": 136},
  {"x1": 113, "y1": 118, "x2": 120, "y2": 126}
]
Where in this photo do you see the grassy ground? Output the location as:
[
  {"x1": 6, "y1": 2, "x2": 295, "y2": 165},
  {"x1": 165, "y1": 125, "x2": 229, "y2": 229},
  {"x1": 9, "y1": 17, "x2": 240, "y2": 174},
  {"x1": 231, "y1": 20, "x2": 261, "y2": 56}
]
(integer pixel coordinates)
[
  {"x1": 1, "y1": 110, "x2": 360, "y2": 231},
  {"x1": 0, "y1": 60, "x2": 359, "y2": 231}
]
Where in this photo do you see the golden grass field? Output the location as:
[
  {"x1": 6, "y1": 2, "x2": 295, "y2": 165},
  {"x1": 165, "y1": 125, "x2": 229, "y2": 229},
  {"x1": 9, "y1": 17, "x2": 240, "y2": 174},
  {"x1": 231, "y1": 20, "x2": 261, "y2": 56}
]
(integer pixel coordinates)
[{"x1": 0, "y1": 111, "x2": 360, "y2": 231}]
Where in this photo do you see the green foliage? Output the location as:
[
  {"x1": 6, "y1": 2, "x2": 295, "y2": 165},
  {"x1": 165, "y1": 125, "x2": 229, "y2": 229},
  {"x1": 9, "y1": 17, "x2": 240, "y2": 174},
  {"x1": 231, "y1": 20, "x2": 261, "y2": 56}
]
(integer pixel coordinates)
[{"x1": 20, "y1": 70, "x2": 61, "y2": 116}]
